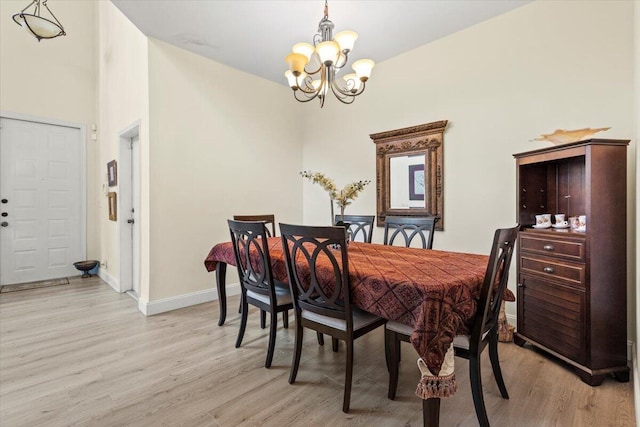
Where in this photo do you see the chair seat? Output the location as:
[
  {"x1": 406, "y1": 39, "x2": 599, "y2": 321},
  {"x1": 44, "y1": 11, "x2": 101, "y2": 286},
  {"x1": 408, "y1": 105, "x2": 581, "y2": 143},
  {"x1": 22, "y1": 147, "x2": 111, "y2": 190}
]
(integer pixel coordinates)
[
  {"x1": 386, "y1": 320, "x2": 474, "y2": 350},
  {"x1": 303, "y1": 307, "x2": 382, "y2": 331},
  {"x1": 247, "y1": 286, "x2": 292, "y2": 306}
]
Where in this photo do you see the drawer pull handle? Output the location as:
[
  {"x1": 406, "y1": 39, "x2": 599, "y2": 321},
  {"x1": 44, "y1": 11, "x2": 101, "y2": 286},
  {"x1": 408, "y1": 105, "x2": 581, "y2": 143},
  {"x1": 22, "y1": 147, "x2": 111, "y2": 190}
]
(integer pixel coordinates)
[
  {"x1": 543, "y1": 267, "x2": 554, "y2": 274},
  {"x1": 543, "y1": 245, "x2": 554, "y2": 251}
]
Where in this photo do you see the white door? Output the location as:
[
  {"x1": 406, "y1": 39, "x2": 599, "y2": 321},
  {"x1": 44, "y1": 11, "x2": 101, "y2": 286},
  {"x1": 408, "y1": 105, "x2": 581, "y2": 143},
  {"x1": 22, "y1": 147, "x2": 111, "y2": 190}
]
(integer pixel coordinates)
[{"x1": 0, "y1": 117, "x2": 84, "y2": 285}]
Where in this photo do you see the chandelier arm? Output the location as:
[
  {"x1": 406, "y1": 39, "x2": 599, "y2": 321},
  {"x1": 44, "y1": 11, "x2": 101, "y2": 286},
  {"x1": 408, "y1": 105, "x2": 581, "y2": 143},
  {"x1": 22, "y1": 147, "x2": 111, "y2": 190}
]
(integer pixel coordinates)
[
  {"x1": 332, "y1": 81, "x2": 366, "y2": 98},
  {"x1": 294, "y1": 75, "x2": 322, "y2": 95},
  {"x1": 303, "y1": 63, "x2": 322, "y2": 76},
  {"x1": 42, "y1": 0, "x2": 65, "y2": 30},
  {"x1": 293, "y1": 90, "x2": 320, "y2": 103},
  {"x1": 334, "y1": 52, "x2": 349, "y2": 70},
  {"x1": 20, "y1": 0, "x2": 37, "y2": 14},
  {"x1": 329, "y1": 81, "x2": 356, "y2": 104}
]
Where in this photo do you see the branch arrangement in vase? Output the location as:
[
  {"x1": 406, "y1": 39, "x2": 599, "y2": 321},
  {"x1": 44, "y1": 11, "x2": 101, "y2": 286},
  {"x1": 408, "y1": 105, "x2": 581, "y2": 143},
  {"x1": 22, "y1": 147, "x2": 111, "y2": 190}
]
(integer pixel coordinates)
[{"x1": 300, "y1": 171, "x2": 370, "y2": 221}]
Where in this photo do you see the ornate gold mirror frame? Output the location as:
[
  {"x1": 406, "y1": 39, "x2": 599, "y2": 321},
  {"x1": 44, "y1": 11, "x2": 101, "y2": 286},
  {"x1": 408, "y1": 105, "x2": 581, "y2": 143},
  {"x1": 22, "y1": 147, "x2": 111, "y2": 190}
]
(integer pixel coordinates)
[{"x1": 370, "y1": 120, "x2": 447, "y2": 229}]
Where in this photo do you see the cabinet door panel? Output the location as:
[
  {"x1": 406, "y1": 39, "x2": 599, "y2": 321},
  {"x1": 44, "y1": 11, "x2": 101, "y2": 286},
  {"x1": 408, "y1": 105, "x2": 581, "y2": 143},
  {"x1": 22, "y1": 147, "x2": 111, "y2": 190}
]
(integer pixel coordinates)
[{"x1": 518, "y1": 274, "x2": 585, "y2": 364}]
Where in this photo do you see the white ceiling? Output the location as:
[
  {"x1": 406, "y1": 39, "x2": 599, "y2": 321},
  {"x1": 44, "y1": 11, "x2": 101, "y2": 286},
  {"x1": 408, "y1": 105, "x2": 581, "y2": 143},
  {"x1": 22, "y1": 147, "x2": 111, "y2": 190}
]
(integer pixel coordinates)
[{"x1": 112, "y1": 0, "x2": 532, "y2": 85}]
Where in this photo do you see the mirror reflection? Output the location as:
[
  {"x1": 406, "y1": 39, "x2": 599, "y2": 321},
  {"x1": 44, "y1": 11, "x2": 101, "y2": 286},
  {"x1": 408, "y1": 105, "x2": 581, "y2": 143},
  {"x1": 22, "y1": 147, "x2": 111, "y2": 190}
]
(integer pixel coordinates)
[{"x1": 390, "y1": 155, "x2": 425, "y2": 209}]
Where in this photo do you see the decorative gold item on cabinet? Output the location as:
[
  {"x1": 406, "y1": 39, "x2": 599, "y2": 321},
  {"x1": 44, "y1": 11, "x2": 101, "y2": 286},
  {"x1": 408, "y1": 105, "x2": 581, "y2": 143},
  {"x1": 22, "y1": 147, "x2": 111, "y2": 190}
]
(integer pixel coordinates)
[{"x1": 533, "y1": 127, "x2": 610, "y2": 144}]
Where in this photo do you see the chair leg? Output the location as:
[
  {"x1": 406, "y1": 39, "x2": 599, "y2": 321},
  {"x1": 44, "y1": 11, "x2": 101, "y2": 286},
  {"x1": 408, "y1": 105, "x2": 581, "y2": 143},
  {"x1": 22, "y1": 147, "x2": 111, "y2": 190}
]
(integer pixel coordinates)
[
  {"x1": 289, "y1": 323, "x2": 303, "y2": 384},
  {"x1": 423, "y1": 398, "x2": 441, "y2": 427},
  {"x1": 237, "y1": 297, "x2": 242, "y2": 314},
  {"x1": 317, "y1": 332, "x2": 324, "y2": 346},
  {"x1": 386, "y1": 328, "x2": 400, "y2": 400},
  {"x1": 235, "y1": 296, "x2": 249, "y2": 348},
  {"x1": 332, "y1": 337, "x2": 339, "y2": 352},
  {"x1": 343, "y1": 339, "x2": 354, "y2": 413},
  {"x1": 469, "y1": 353, "x2": 490, "y2": 427},
  {"x1": 489, "y1": 333, "x2": 509, "y2": 399},
  {"x1": 265, "y1": 310, "x2": 278, "y2": 368},
  {"x1": 283, "y1": 311, "x2": 289, "y2": 329},
  {"x1": 260, "y1": 310, "x2": 266, "y2": 329}
]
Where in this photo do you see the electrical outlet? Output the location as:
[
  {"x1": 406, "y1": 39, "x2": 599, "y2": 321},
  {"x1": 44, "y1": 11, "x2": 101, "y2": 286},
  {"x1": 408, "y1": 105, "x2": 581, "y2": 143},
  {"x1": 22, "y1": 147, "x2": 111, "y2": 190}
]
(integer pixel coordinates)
[{"x1": 101, "y1": 259, "x2": 107, "y2": 269}]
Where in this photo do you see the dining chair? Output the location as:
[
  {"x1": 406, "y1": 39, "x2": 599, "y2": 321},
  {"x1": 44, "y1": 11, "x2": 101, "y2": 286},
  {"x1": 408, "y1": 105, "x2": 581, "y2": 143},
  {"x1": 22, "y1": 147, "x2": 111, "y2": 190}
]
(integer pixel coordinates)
[
  {"x1": 385, "y1": 225, "x2": 519, "y2": 427},
  {"x1": 233, "y1": 214, "x2": 276, "y2": 237},
  {"x1": 233, "y1": 214, "x2": 279, "y2": 327},
  {"x1": 227, "y1": 220, "x2": 293, "y2": 368},
  {"x1": 334, "y1": 214, "x2": 375, "y2": 243},
  {"x1": 383, "y1": 216, "x2": 439, "y2": 249},
  {"x1": 280, "y1": 223, "x2": 387, "y2": 413}
]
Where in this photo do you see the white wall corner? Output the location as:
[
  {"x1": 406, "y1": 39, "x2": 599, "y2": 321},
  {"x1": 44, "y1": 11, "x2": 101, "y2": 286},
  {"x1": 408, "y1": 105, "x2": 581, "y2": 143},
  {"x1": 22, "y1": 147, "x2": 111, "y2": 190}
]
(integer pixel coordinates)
[
  {"x1": 139, "y1": 282, "x2": 240, "y2": 316},
  {"x1": 98, "y1": 269, "x2": 119, "y2": 292}
]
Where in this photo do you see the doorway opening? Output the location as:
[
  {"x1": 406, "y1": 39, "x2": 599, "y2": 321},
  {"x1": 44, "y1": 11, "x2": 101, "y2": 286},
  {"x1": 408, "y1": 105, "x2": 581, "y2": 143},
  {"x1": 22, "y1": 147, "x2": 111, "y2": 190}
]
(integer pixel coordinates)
[{"x1": 118, "y1": 122, "x2": 140, "y2": 299}]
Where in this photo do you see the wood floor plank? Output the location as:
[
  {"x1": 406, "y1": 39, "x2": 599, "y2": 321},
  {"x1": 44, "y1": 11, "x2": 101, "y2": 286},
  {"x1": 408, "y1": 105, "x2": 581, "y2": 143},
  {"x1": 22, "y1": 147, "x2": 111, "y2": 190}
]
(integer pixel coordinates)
[{"x1": 0, "y1": 277, "x2": 634, "y2": 426}]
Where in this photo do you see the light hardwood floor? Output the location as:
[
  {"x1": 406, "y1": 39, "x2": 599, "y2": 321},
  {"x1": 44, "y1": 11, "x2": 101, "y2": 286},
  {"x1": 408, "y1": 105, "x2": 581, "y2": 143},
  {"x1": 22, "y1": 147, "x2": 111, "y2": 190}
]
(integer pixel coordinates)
[{"x1": 0, "y1": 277, "x2": 635, "y2": 426}]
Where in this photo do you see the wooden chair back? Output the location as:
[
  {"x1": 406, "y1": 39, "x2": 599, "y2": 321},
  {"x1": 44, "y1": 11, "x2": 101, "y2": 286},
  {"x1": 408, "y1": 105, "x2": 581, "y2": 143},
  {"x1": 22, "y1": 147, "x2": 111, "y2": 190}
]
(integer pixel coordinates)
[
  {"x1": 233, "y1": 214, "x2": 276, "y2": 237},
  {"x1": 280, "y1": 224, "x2": 352, "y2": 325},
  {"x1": 472, "y1": 225, "x2": 519, "y2": 349},
  {"x1": 227, "y1": 219, "x2": 277, "y2": 303},
  {"x1": 334, "y1": 214, "x2": 375, "y2": 243},
  {"x1": 383, "y1": 216, "x2": 438, "y2": 249}
]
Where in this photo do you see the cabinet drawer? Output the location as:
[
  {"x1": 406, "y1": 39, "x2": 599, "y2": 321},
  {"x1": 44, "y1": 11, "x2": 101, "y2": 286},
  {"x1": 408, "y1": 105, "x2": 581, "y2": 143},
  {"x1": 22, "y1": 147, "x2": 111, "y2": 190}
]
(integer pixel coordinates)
[
  {"x1": 520, "y1": 255, "x2": 585, "y2": 288},
  {"x1": 517, "y1": 274, "x2": 585, "y2": 364},
  {"x1": 519, "y1": 234, "x2": 585, "y2": 261}
]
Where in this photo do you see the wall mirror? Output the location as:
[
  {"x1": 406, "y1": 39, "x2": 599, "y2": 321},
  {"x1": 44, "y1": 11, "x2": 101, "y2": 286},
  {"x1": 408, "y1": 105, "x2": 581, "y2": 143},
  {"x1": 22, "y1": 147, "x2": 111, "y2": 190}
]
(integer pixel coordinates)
[{"x1": 370, "y1": 120, "x2": 447, "y2": 229}]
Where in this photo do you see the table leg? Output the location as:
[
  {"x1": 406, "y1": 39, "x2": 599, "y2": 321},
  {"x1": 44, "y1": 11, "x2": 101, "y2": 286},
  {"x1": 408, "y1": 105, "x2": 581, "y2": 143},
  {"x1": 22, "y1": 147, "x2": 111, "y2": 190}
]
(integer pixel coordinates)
[
  {"x1": 216, "y1": 262, "x2": 228, "y2": 326},
  {"x1": 422, "y1": 398, "x2": 440, "y2": 427}
]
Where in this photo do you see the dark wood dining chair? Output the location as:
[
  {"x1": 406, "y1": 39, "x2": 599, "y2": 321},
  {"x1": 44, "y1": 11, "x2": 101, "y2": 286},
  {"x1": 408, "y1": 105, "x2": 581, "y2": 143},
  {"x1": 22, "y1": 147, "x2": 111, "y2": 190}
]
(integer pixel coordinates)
[
  {"x1": 227, "y1": 220, "x2": 293, "y2": 368},
  {"x1": 233, "y1": 214, "x2": 279, "y2": 327},
  {"x1": 334, "y1": 214, "x2": 375, "y2": 243},
  {"x1": 383, "y1": 216, "x2": 438, "y2": 249},
  {"x1": 385, "y1": 225, "x2": 519, "y2": 427},
  {"x1": 280, "y1": 223, "x2": 387, "y2": 413},
  {"x1": 233, "y1": 214, "x2": 276, "y2": 237}
]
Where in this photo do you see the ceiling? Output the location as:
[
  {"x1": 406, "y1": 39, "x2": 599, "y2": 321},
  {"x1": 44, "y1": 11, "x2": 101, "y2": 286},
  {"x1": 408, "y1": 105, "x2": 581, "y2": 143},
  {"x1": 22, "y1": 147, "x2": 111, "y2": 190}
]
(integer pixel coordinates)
[{"x1": 112, "y1": 0, "x2": 532, "y2": 86}]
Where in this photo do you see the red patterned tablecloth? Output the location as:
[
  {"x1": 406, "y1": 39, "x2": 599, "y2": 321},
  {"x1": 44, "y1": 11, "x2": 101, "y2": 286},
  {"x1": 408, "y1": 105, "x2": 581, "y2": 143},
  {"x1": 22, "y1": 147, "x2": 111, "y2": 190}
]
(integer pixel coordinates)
[{"x1": 205, "y1": 238, "x2": 513, "y2": 398}]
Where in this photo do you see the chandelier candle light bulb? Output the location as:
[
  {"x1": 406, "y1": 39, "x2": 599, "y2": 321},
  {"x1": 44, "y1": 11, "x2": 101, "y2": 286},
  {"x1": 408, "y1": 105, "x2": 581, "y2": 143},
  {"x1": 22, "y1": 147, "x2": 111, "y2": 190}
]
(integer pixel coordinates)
[{"x1": 284, "y1": 0, "x2": 375, "y2": 107}]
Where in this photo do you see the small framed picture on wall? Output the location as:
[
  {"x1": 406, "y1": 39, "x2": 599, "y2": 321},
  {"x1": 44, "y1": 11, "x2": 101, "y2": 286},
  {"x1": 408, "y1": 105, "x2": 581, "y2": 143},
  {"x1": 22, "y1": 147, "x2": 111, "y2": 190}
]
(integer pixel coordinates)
[
  {"x1": 408, "y1": 164, "x2": 425, "y2": 201},
  {"x1": 107, "y1": 160, "x2": 118, "y2": 187},
  {"x1": 108, "y1": 192, "x2": 117, "y2": 221}
]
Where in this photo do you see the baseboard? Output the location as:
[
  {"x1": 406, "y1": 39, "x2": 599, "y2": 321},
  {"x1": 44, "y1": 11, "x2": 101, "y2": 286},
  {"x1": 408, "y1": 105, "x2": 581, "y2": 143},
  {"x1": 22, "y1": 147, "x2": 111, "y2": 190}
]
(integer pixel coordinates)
[
  {"x1": 507, "y1": 314, "x2": 634, "y2": 363},
  {"x1": 98, "y1": 269, "x2": 119, "y2": 292},
  {"x1": 139, "y1": 282, "x2": 240, "y2": 316}
]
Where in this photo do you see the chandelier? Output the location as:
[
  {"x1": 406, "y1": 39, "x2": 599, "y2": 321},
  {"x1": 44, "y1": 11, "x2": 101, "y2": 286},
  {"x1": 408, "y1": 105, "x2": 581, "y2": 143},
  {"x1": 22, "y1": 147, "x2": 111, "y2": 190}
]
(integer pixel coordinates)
[
  {"x1": 12, "y1": 0, "x2": 66, "y2": 42},
  {"x1": 284, "y1": 0, "x2": 374, "y2": 108}
]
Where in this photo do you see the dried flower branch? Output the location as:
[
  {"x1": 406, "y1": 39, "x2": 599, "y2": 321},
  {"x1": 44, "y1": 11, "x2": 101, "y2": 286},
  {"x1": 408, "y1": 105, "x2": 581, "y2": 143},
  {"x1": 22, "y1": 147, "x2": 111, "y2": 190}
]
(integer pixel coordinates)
[{"x1": 300, "y1": 171, "x2": 370, "y2": 210}]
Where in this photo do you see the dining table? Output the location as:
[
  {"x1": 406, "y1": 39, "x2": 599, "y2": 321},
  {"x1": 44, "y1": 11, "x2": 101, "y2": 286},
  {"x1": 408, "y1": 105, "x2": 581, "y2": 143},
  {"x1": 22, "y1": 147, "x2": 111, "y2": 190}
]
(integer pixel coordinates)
[{"x1": 204, "y1": 237, "x2": 513, "y2": 426}]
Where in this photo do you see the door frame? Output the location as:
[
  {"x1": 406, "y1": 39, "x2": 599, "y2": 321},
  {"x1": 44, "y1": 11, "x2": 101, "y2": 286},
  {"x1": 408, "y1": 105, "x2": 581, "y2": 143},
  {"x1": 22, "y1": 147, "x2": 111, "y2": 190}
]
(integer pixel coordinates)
[
  {"x1": 0, "y1": 111, "x2": 87, "y2": 283},
  {"x1": 118, "y1": 121, "x2": 140, "y2": 295}
]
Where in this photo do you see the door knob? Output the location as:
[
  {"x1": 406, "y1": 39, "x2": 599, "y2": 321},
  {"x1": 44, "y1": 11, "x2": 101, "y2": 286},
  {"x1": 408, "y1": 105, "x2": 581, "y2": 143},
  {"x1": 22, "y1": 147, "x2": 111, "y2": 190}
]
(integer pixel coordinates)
[
  {"x1": 1, "y1": 221, "x2": 8, "y2": 227},
  {"x1": 127, "y1": 219, "x2": 135, "y2": 224}
]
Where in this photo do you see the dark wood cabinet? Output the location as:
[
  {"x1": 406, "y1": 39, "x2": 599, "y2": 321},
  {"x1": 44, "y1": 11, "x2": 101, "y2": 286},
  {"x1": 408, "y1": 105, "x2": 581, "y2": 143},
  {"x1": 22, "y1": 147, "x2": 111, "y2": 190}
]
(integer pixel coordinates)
[{"x1": 513, "y1": 139, "x2": 629, "y2": 385}]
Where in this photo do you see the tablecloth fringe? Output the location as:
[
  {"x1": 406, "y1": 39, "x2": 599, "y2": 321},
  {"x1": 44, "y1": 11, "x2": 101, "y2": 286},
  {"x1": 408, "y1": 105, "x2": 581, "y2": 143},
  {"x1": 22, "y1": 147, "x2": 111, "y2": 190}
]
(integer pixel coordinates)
[{"x1": 415, "y1": 373, "x2": 457, "y2": 399}]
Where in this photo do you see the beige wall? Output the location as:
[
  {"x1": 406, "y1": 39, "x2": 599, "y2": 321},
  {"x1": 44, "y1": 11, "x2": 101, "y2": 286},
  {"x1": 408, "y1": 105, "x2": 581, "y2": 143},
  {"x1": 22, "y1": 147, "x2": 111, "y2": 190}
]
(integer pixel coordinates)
[
  {"x1": 97, "y1": 2, "x2": 150, "y2": 299},
  {"x1": 146, "y1": 40, "x2": 303, "y2": 301},
  {"x1": 0, "y1": 0, "x2": 99, "y2": 260},
  {"x1": 301, "y1": 0, "x2": 636, "y2": 333}
]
